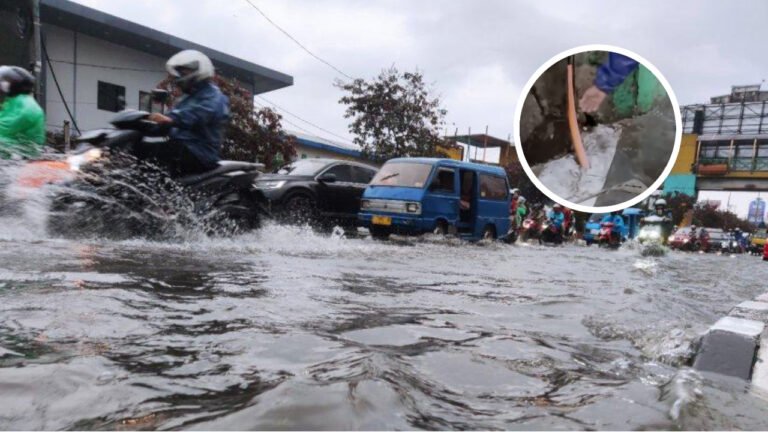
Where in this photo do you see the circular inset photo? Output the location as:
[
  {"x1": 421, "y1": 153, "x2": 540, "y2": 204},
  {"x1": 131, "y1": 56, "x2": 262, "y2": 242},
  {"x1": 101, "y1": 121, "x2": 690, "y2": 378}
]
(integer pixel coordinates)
[{"x1": 514, "y1": 45, "x2": 681, "y2": 213}]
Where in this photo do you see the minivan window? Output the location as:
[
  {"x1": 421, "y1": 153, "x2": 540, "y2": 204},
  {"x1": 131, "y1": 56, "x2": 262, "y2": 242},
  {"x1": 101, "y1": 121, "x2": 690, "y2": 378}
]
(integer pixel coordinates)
[
  {"x1": 430, "y1": 167, "x2": 455, "y2": 193},
  {"x1": 276, "y1": 159, "x2": 328, "y2": 176},
  {"x1": 479, "y1": 174, "x2": 507, "y2": 200},
  {"x1": 370, "y1": 162, "x2": 433, "y2": 188}
]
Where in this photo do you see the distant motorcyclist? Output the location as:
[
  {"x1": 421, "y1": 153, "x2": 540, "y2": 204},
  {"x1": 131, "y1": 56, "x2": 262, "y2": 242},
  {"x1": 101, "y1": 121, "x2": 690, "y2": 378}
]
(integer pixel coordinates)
[
  {"x1": 515, "y1": 196, "x2": 527, "y2": 227},
  {"x1": 733, "y1": 227, "x2": 747, "y2": 252},
  {"x1": 0, "y1": 66, "x2": 45, "y2": 159},
  {"x1": 562, "y1": 206, "x2": 574, "y2": 236},
  {"x1": 601, "y1": 211, "x2": 625, "y2": 239},
  {"x1": 509, "y1": 188, "x2": 520, "y2": 216},
  {"x1": 141, "y1": 50, "x2": 230, "y2": 177},
  {"x1": 548, "y1": 203, "x2": 565, "y2": 230}
]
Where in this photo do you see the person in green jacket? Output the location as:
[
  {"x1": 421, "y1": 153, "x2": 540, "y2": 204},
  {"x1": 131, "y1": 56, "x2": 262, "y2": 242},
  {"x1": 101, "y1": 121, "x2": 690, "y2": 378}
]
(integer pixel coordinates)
[{"x1": 0, "y1": 66, "x2": 45, "y2": 159}]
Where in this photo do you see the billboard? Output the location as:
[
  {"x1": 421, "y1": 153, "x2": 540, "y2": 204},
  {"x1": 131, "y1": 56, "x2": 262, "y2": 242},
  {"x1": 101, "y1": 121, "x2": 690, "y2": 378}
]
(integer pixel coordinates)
[{"x1": 748, "y1": 198, "x2": 766, "y2": 224}]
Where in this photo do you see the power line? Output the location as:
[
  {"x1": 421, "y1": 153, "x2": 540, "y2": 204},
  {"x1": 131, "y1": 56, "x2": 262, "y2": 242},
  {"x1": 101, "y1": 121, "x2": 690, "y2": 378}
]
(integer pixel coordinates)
[
  {"x1": 253, "y1": 99, "x2": 316, "y2": 137},
  {"x1": 242, "y1": 0, "x2": 354, "y2": 81},
  {"x1": 256, "y1": 95, "x2": 354, "y2": 145},
  {"x1": 41, "y1": 37, "x2": 81, "y2": 134}
]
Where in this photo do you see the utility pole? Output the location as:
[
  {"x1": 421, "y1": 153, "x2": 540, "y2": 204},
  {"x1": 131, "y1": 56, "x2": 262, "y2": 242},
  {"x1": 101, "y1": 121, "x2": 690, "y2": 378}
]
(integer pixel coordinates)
[{"x1": 29, "y1": 0, "x2": 42, "y2": 104}]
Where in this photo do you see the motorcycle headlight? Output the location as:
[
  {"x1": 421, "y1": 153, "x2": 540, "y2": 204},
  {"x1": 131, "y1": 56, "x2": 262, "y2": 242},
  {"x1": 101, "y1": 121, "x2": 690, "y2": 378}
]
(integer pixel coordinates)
[
  {"x1": 254, "y1": 180, "x2": 286, "y2": 190},
  {"x1": 668, "y1": 235, "x2": 675, "y2": 242},
  {"x1": 67, "y1": 148, "x2": 102, "y2": 171},
  {"x1": 683, "y1": 238, "x2": 689, "y2": 243},
  {"x1": 650, "y1": 231, "x2": 660, "y2": 239}
]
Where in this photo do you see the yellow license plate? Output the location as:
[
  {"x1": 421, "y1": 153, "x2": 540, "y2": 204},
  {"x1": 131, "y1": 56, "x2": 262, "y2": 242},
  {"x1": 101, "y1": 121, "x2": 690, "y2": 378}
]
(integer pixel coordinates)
[{"x1": 372, "y1": 215, "x2": 392, "y2": 226}]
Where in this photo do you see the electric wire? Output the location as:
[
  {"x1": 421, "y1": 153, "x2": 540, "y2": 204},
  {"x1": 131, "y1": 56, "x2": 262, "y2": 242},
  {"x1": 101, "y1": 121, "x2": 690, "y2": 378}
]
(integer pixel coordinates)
[
  {"x1": 41, "y1": 37, "x2": 81, "y2": 134},
  {"x1": 242, "y1": 0, "x2": 354, "y2": 81},
  {"x1": 256, "y1": 95, "x2": 354, "y2": 145}
]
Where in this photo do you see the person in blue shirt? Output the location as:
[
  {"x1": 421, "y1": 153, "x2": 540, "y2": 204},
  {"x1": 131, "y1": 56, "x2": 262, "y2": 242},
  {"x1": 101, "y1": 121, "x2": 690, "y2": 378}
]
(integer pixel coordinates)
[
  {"x1": 143, "y1": 50, "x2": 229, "y2": 177},
  {"x1": 548, "y1": 203, "x2": 566, "y2": 230},
  {"x1": 601, "y1": 211, "x2": 625, "y2": 238},
  {"x1": 579, "y1": 53, "x2": 639, "y2": 113}
]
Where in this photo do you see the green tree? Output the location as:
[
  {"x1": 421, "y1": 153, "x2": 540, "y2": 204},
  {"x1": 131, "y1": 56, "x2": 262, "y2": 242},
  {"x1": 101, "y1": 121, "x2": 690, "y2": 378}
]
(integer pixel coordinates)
[
  {"x1": 156, "y1": 75, "x2": 296, "y2": 170},
  {"x1": 336, "y1": 67, "x2": 447, "y2": 160}
]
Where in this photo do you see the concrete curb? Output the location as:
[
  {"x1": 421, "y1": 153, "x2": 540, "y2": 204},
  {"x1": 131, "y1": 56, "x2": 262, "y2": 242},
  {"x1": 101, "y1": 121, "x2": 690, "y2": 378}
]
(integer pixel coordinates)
[{"x1": 693, "y1": 295, "x2": 768, "y2": 389}]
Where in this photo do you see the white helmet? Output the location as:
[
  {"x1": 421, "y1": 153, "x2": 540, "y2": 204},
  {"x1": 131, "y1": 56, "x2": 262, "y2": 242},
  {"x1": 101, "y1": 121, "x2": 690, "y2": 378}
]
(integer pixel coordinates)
[
  {"x1": 166, "y1": 50, "x2": 214, "y2": 90},
  {"x1": 654, "y1": 198, "x2": 667, "y2": 207},
  {"x1": 511, "y1": 188, "x2": 520, "y2": 195}
]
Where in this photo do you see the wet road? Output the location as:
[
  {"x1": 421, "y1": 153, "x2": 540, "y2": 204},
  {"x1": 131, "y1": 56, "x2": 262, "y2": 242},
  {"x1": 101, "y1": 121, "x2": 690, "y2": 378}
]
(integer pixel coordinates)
[{"x1": 2, "y1": 213, "x2": 768, "y2": 430}]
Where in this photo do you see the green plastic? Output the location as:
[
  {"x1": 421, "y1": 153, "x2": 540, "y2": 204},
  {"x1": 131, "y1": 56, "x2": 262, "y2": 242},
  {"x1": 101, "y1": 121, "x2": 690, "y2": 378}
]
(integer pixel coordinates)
[
  {"x1": 636, "y1": 65, "x2": 665, "y2": 113},
  {"x1": 0, "y1": 94, "x2": 46, "y2": 159},
  {"x1": 610, "y1": 65, "x2": 665, "y2": 117}
]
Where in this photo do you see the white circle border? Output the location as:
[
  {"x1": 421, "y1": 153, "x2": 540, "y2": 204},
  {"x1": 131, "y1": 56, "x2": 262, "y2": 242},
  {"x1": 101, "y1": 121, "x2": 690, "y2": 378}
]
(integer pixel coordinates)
[{"x1": 513, "y1": 44, "x2": 682, "y2": 214}]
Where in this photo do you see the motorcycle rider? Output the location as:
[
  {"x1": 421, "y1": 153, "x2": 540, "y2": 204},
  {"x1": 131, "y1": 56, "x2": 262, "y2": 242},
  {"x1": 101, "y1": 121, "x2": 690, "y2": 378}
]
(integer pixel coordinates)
[
  {"x1": 562, "y1": 206, "x2": 574, "y2": 237},
  {"x1": 515, "y1": 196, "x2": 527, "y2": 228},
  {"x1": 548, "y1": 203, "x2": 565, "y2": 231},
  {"x1": 601, "y1": 211, "x2": 625, "y2": 242},
  {"x1": 0, "y1": 66, "x2": 45, "y2": 159},
  {"x1": 733, "y1": 227, "x2": 746, "y2": 253},
  {"x1": 509, "y1": 188, "x2": 520, "y2": 217},
  {"x1": 142, "y1": 50, "x2": 229, "y2": 177}
]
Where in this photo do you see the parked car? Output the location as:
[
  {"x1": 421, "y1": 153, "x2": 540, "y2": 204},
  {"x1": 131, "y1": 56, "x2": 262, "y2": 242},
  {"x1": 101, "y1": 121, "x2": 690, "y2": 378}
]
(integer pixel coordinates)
[
  {"x1": 254, "y1": 158, "x2": 378, "y2": 228},
  {"x1": 668, "y1": 226, "x2": 712, "y2": 252},
  {"x1": 706, "y1": 228, "x2": 730, "y2": 253},
  {"x1": 763, "y1": 242, "x2": 768, "y2": 261},
  {"x1": 750, "y1": 228, "x2": 767, "y2": 255},
  {"x1": 358, "y1": 158, "x2": 511, "y2": 241}
]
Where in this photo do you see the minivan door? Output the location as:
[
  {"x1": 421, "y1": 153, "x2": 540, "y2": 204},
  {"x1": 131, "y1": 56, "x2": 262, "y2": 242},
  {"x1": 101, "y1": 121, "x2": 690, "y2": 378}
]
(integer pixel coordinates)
[{"x1": 425, "y1": 166, "x2": 460, "y2": 226}]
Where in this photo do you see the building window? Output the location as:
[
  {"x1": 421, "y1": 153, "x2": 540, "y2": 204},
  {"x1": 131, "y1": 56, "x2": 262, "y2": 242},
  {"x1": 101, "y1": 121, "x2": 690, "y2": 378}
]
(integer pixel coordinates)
[
  {"x1": 98, "y1": 81, "x2": 125, "y2": 112},
  {"x1": 139, "y1": 91, "x2": 151, "y2": 112},
  {"x1": 699, "y1": 140, "x2": 730, "y2": 160}
]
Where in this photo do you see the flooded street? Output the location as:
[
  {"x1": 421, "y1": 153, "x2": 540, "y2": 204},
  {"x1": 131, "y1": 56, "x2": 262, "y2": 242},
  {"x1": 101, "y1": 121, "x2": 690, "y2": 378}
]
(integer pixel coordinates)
[{"x1": 2, "y1": 208, "x2": 768, "y2": 429}]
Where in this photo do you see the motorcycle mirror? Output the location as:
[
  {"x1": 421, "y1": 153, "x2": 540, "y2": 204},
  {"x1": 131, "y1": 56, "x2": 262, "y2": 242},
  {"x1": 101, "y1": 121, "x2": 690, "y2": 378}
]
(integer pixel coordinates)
[{"x1": 151, "y1": 89, "x2": 170, "y2": 104}]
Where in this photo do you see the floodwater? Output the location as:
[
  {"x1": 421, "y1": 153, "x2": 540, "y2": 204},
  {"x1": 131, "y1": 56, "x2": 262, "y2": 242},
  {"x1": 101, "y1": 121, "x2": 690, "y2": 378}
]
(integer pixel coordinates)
[
  {"x1": 533, "y1": 125, "x2": 620, "y2": 207},
  {"x1": 1, "y1": 174, "x2": 768, "y2": 430}
]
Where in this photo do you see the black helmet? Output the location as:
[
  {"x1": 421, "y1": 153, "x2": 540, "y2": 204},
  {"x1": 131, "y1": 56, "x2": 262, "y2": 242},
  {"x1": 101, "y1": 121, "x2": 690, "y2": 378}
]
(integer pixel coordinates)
[{"x1": 0, "y1": 66, "x2": 35, "y2": 97}]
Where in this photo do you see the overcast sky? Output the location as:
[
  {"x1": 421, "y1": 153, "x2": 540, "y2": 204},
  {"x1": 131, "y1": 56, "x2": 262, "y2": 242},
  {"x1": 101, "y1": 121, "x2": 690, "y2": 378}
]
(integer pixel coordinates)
[
  {"x1": 72, "y1": 0, "x2": 768, "y2": 144},
  {"x1": 71, "y1": 0, "x2": 768, "y2": 218}
]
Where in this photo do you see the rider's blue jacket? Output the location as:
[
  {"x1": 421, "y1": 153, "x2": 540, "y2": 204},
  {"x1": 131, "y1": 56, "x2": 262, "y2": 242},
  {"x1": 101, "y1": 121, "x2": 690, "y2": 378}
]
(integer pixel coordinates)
[
  {"x1": 601, "y1": 214, "x2": 625, "y2": 232},
  {"x1": 595, "y1": 53, "x2": 639, "y2": 94},
  {"x1": 167, "y1": 80, "x2": 229, "y2": 168},
  {"x1": 548, "y1": 210, "x2": 565, "y2": 228}
]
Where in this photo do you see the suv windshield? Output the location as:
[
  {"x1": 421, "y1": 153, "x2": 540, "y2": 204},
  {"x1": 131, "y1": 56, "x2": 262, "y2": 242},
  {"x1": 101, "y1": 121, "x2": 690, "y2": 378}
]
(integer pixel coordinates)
[
  {"x1": 276, "y1": 160, "x2": 328, "y2": 176},
  {"x1": 370, "y1": 162, "x2": 433, "y2": 188}
]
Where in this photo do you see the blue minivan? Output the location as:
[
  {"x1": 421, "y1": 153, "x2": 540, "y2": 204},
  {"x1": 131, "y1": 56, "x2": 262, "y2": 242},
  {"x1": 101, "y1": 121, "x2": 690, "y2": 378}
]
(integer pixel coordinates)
[{"x1": 358, "y1": 158, "x2": 511, "y2": 241}]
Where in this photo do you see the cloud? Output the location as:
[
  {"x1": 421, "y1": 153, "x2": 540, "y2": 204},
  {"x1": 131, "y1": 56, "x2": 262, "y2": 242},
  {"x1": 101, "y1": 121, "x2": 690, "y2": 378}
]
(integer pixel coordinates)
[{"x1": 71, "y1": 0, "x2": 768, "y2": 144}]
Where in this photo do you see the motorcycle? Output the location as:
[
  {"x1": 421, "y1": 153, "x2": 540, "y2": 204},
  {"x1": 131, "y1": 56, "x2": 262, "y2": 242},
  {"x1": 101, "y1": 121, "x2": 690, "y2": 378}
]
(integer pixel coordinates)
[
  {"x1": 518, "y1": 214, "x2": 543, "y2": 242},
  {"x1": 597, "y1": 221, "x2": 621, "y2": 248},
  {"x1": 47, "y1": 109, "x2": 266, "y2": 239},
  {"x1": 539, "y1": 219, "x2": 563, "y2": 245},
  {"x1": 637, "y1": 223, "x2": 666, "y2": 245}
]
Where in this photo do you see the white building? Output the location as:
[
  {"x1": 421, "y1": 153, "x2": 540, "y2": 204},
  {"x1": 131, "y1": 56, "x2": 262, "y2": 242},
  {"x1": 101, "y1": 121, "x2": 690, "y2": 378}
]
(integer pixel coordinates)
[{"x1": 39, "y1": 0, "x2": 293, "y2": 132}]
